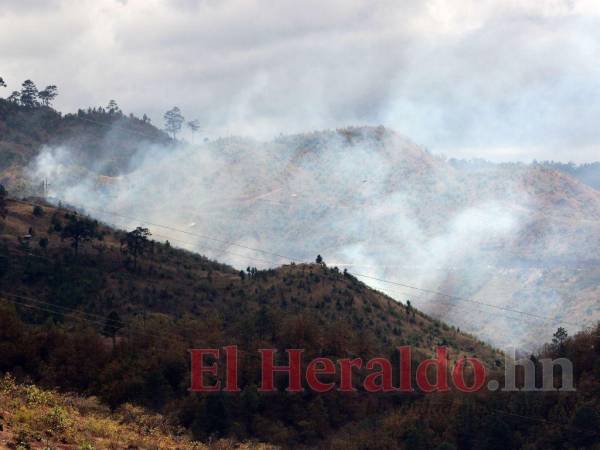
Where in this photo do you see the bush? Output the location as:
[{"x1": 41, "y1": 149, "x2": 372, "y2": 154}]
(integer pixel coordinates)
[
  {"x1": 33, "y1": 205, "x2": 44, "y2": 217},
  {"x1": 44, "y1": 406, "x2": 72, "y2": 433},
  {"x1": 0, "y1": 373, "x2": 17, "y2": 394},
  {"x1": 24, "y1": 384, "x2": 56, "y2": 406}
]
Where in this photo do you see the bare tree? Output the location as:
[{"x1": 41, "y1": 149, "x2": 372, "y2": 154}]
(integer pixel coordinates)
[{"x1": 187, "y1": 119, "x2": 200, "y2": 143}]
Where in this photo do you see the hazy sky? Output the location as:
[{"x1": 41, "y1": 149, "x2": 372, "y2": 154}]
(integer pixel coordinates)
[{"x1": 1, "y1": 0, "x2": 599, "y2": 161}]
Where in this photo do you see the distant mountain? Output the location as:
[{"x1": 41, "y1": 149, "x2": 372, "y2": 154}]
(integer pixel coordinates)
[{"x1": 539, "y1": 161, "x2": 600, "y2": 191}]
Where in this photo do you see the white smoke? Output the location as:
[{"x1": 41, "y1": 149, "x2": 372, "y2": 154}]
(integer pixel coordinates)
[{"x1": 27, "y1": 127, "x2": 599, "y2": 349}]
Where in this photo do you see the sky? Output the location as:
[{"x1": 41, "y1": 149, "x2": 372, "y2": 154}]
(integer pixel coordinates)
[{"x1": 1, "y1": 0, "x2": 600, "y2": 162}]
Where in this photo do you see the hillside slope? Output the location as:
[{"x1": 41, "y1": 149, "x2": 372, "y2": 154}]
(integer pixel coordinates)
[
  {"x1": 1, "y1": 200, "x2": 599, "y2": 449},
  {"x1": 0, "y1": 199, "x2": 500, "y2": 447},
  {"x1": 0, "y1": 374, "x2": 275, "y2": 450},
  {"x1": 0, "y1": 98, "x2": 170, "y2": 190}
]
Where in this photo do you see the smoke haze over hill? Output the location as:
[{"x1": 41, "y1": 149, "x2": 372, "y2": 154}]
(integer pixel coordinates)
[{"x1": 27, "y1": 126, "x2": 600, "y2": 349}]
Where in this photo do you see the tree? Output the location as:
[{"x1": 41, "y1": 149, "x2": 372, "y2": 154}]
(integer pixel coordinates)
[
  {"x1": 122, "y1": 226, "x2": 151, "y2": 270},
  {"x1": 552, "y1": 327, "x2": 568, "y2": 353},
  {"x1": 164, "y1": 107, "x2": 185, "y2": 139},
  {"x1": 0, "y1": 185, "x2": 7, "y2": 220},
  {"x1": 316, "y1": 254, "x2": 323, "y2": 265},
  {"x1": 20, "y1": 79, "x2": 39, "y2": 107},
  {"x1": 32, "y1": 205, "x2": 44, "y2": 217},
  {"x1": 103, "y1": 311, "x2": 123, "y2": 348},
  {"x1": 7, "y1": 91, "x2": 20, "y2": 104},
  {"x1": 60, "y1": 213, "x2": 99, "y2": 254},
  {"x1": 37, "y1": 85, "x2": 58, "y2": 107},
  {"x1": 187, "y1": 119, "x2": 200, "y2": 142},
  {"x1": 0, "y1": 77, "x2": 6, "y2": 88},
  {"x1": 107, "y1": 99, "x2": 121, "y2": 114}
]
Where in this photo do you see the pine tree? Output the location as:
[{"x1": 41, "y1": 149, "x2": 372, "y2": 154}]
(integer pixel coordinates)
[
  {"x1": 106, "y1": 99, "x2": 121, "y2": 114},
  {"x1": 164, "y1": 107, "x2": 185, "y2": 139},
  {"x1": 122, "y1": 226, "x2": 151, "y2": 270},
  {"x1": 103, "y1": 311, "x2": 123, "y2": 348},
  {"x1": 38, "y1": 85, "x2": 58, "y2": 107},
  {"x1": 187, "y1": 119, "x2": 200, "y2": 142},
  {"x1": 19, "y1": 80, "x2": 39, "y2": 107}
]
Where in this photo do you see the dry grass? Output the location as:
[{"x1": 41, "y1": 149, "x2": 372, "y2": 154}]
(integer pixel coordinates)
[{"x1": 0, "y1": 374, "x2": 276, "y2": 450}]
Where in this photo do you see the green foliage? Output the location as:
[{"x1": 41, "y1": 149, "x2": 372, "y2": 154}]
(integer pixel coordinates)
[
  {"x1": 24, "y1": 384, "x2": 56, "y2": 406},
  {"x1": 37, "y1": 85, "x2": 58, "y2": 107},
  {"x1": 44, "y1": 406, "x2": 72, "y2": 433}
]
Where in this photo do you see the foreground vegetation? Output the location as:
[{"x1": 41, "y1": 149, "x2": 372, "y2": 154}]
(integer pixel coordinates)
[{"x1": 0, "y1": 374, "x2": 274, "y2": 450}]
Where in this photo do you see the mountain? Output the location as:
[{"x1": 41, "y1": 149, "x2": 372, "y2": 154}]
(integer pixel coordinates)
[
  {"x1": 2, "y1": 100, "x2": 600, "y2": 335},
  {"x1": 0, "y1": 97, "x2": 599, "y2": 446},
  {"x1": 8, "y1": 115, "x2": 598, "y2": 349},
  {"x1": 2, "y1": 97, "x2": 600, "y2": 348}
]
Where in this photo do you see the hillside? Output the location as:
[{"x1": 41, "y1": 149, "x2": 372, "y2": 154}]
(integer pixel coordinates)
[
  {"x1": 0, "y1": 198, "x2": 501, "y2": 447},
  {"x1": 0, "y1": 98, "x2": 170, "y2": 191},
  {"x1": 1, "y1": 200, "x2": 599, "y2": 449},
  {"x1": 540, "y1": 161, "x2": 600, "y2": 191}
]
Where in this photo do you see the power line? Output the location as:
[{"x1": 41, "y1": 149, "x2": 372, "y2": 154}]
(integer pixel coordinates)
[
  {"x1": 72, "y1": 204, "x2": 594, "y2": 327},
  {"x1": 0, "y1": 291, "x2": 125, "y2": 327},
  {"x1": 9, "y1": 198, "x2": 594, "y2": 329},
  {"x1": 2, "y1": 238, "x2": 557, "y2": 336},
  {"x1": 351, "y1": 273, "x2": 582, "y2": 327}
]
